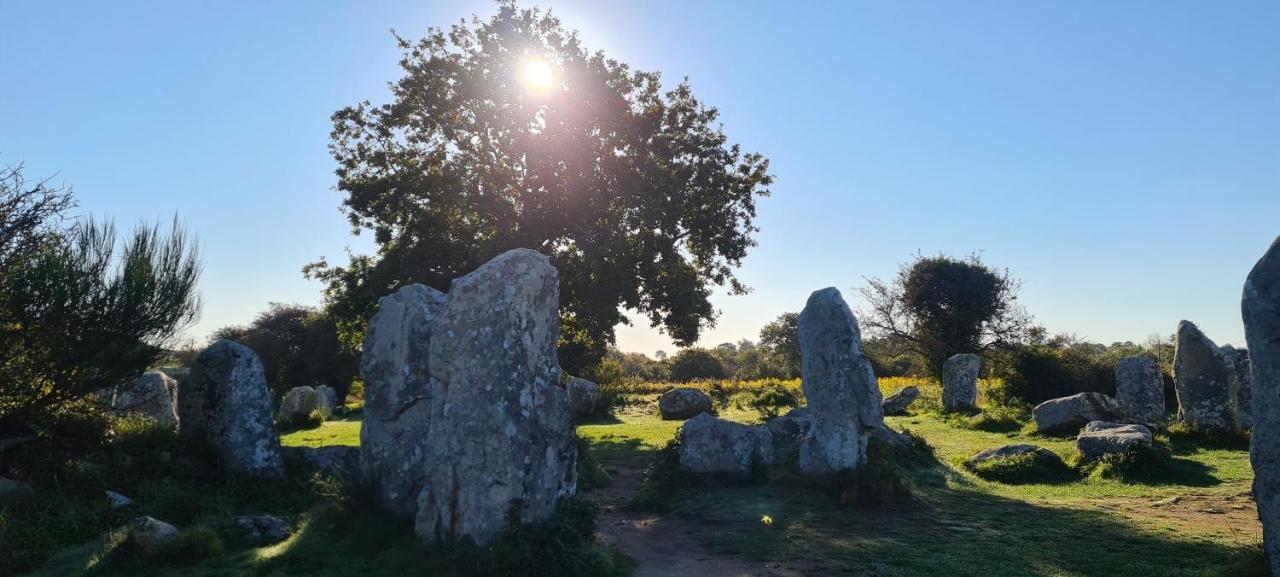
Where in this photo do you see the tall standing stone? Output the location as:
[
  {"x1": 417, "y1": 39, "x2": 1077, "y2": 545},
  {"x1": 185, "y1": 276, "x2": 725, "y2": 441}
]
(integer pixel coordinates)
[
  {"x1": 359, "y1": 284, "x2": 446, "y2": 518},
  {"x1": 415, "y1": 249, "x2": 577, "y2": 546},
  {"x1": 942, "y1": 354, "x2": 981, "y2": 413},
  {"x1": 1174, "y1": 320, "x2": 1238, "y2": 432},
  {"x1": 1245, "y1": 236, "x2": 1280, "y2": 577},
  {"x1": 795, "y1": 287, "x2": 883, "y2": 474},
  {"x1": 1114, "y1": 356, "x2": 1165, "y2": 424},
  {"x1": 178, "y1": 340, "x2": 284, "y2": 477},
  {"x1": 1222, "y1": 345, "x2": 1253, "y2": 429}
]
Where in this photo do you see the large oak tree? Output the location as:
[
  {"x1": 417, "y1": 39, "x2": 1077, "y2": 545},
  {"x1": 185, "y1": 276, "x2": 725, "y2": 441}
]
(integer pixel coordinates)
[{"x1": 308, "y1": 3, "x2": 772, "y2": 371}]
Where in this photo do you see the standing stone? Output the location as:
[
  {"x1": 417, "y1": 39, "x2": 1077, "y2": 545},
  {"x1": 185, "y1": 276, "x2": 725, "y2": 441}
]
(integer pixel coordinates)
[
  {"x1": 942, "y1": 354, "x2": 981, "y2": 413},
  {"x1": 359, "y1": 284, "x2": 446, "y2": 518},
  {"x1": 1222, "y1": 345, "x2": 1253, "y2": 429},
  {"x1": 1174, "y1": 320, "x2": 1238, "y2": 432},
  {"x1": 276, "y1": 386, "x2": 320, "y2": 425},
  {"x1": 566, "y1": 375, "x2": 602, "y2": 418},
  {"x1": 178, "y1": 340, "x2": 284, "y2": 477},
  {"x1": 1244, "y1": 235, "x2": 1280, "y2": 576},
  {"x1": 315, "y1": 385, "x2": 340, "y2": 417},
  {"x1": 658, "y1": 387, "x2": 713, "y2": 420},
  {"x1": 1115, "y1": 356, "x2": 1165, "y2": 424},
  {"x1": 112, "y1": 371, "x2": 179, "y2": 424},
  {"x1": 795, "y1": 287, "x2": 884, "y2": 474},
  {"x1": 415, "y1": 249, "x2": 577, "y2": 546}
]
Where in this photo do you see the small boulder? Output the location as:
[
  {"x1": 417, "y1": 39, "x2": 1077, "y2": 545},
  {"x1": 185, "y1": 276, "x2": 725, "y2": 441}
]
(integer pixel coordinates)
[
  {"x1": 112, "y1": 371, "x2": 179, "y2": 424},
  {"x1": 677, "y1": 413, "x2": 773, "y2": 475},
  {"x1": 881, "y1": 386, "x2": 920, "y2": 416},
  {"x1": 1114, "y1": 356, "x2": 1165, "y2": 424},
  {"x1": 968, "y1": 443, "x2": 1063, "y2": 467},
  {"x1": 942, "y1": 354, "x2": 981, "y2": 413},
  {"x1": 315, "y1": 385, "x2": 340, "y2": 417},
  {"x1": 1075, "y1": 421, "x2": 1153, "y2": 462},
  {"x1": 233, "y1": 515, "x2": 292, "y2": 545},
  {"x1": 1032, "y1": 392, "x2": 1127, "y2": 435},
  {"x1": 277, "y1": 386, "x2": 321, "y2": 425},
  {"x1": 106, "y1": 490, "x2": 134, "y2": 509},
  {"x1": 762, "y1": 407, "x2": 811, "y2": 467},
  {"x1": 659, "y1": 387, "x2": 713, "y2": 420},
  {"x1": 567, "y1": 375, "x2": 602, "y2": 417},
  {"x1": 0, "y1": 477, "x2": 33, "y2": 502},
  {"x1": 126, "y1": 516, "x2": 179, "y2": 553}
]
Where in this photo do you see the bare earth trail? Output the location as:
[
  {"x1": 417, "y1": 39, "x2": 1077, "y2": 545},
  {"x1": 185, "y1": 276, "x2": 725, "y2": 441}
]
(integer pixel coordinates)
[{"x1": 594, "y1": 463, "x2": 816, "y2": 577}]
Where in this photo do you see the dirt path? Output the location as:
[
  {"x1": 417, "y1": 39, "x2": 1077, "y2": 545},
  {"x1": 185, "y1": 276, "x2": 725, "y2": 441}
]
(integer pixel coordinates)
[{"x1": 594, "y1": 463, "x2": 814, "y2": 577}]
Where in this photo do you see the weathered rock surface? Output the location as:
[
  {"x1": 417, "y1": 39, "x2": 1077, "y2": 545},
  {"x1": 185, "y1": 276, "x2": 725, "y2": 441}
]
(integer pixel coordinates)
[
  {"x1": 967, "y1": 444, "x2": 1063, "y2": 467},
  {"x1": 178, "y1": 340, "x2": 284, "y2": 476},
  {"x1": 567, "y1": 375, "x2": 602, "y2": 417},
  {"x1": 284, "y1": 446, "x2": 362, "y2": 484},
  {"x1": 761, "y1": 407, "x2": 812, "y2": 467},
  {"x1": 795, "y1": 287, "x2": 884, "y2": 474},
  {"x1": 0, "y1": 477, "x2": 33, "y2": 502},
  {"x1": 1244, "y1": 235, "x2": 1280, "y2": 577},
  {"x1": 1032, "y1": 392, "x2": 1127, "y2": 435},
  {"x1": 315, "y1": 385, "x2": 339, "y2": 417},
  {"x1": 234, "y1": 515, "x2": 292, "y2": 545},
  {"x1": 113, "y1": 371, "x2": 178, "y2": 424},
  {"x1": 659, "y1": 387, "x2": 713, "y2": 420},
  {"x1": 1075, "y1": 421, "x2": 1153, "y2": 461},
  {"x1": 277, "y1": 386, "x2": 320, "y2": 425},
  {"x1": 359, "y1": 283, "x2": 446, "y2": 518},
  {"x1": 106, "y1": 490, "x2": 134, "y2": 509},
  {"x1": 1115, "y1": 356, "x2": 1165, "y2": 424},
  {"x1": 942, "y1": 354, "x2": 981, "y2": 413},
  {"x1": 1174, "y1": 321, "x2": 1240, "y2": 433},
  {"x1": 1222, "y1": 345, "x2": 1253, "y2": 429},
  {"x1": 882, "y1": 386, "x2": 920, "y2": 416},
  {"x1": 126, "y1": 516, "x2": 178, "y2": 553},
  {"x1": 677, "y1": 413, "x2": 773, "y2": 475},
  {"x1": 414, "y1": 249, "x2": 577, "y2": 547}
]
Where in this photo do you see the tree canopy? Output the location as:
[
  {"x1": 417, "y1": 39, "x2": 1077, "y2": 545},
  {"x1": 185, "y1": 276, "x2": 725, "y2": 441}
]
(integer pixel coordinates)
[{"x1": 306, "y1": 2, "x2": 772, "y2": 372}]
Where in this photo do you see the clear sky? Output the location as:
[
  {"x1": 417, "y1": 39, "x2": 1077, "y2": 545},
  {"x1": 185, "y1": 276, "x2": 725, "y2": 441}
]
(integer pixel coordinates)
[{"x1": 3, "y1": 1, "x2": 1277, "y2": 354}]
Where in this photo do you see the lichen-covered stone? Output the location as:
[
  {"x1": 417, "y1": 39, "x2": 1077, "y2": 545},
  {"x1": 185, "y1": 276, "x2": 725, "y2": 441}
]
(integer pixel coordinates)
[
  {"x1": 126, "y1": 516, "x2": 178, "y2": 553},
  {"x1": 1114, "y1": 356, "x2": 1165, "y2": 424},
  {"x1": 113, "y1": 371, "x2": 178, "y2": 424},
  {"x1": 882, "y1": 385, "x2": 920, "y2": 416},
  {"x1": 1174, "y1": 320, "x2": 1240, "y2": 432},
  {"x1": 795, "y1": 287, "x2": 883, "y2": 474},
  {"x1": 1243, "y1": 235, "x2": 1280, "y2": 576},
  {"x1": 1075, "y1": 421, "x2": 1153, "y2": 462},
  {"x1": 315, "y1": 385, "x2": 339, "y2": 417},
  {"x1": 234, "y1": 515, "x2": 293, "y2": 545},
  {"x1": 942, "y1": 354, "x2": 981, "y2": 413},
  {"x1": 677, "y1": 413, "x2": 773, "y2": 475},
  {"x1": 277, "y1": 386, "x2": 320, "y2": 424},
  {"x1": 178, "y1": 340, "x2": 284, "y2": 477},
  {"x1": 1222, "y1": 345, "x2": 1252, "y2": 429},
  {"x1": 414, "y1": 249, "x2": 577, "y2": 547},
  {"x1": 1032, "y1": 392, "x2": 1126, "y2": 435},
  {"x1": 658, "y1": 387, "x2": 713, "y2": 420},
  {"x1": 567, "y1": 375, "x2": 602, "y2": 417}
]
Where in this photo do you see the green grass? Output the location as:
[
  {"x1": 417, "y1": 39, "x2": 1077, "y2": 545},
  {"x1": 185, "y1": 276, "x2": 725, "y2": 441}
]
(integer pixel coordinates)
[{"x1": 279, "y1": 419, "x2": 361, "y2": 448}]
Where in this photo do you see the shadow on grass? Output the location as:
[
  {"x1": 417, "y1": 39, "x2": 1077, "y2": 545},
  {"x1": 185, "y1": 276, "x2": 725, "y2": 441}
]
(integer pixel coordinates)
[{"x1": 582, "y1": 437, "x2": 653, "y2": 465}]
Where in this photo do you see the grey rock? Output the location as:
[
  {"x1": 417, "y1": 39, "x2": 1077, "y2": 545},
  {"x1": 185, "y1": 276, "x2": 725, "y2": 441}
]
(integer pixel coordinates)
[
  {"x1": 1075, "y1": 421, "x2": 1153, "y2": 461},
  {"x1": 882, "y1": 386, "x2": 920, "y2": 416},
  {"x1": 178, "y1": 340, "x2": 284, "y2": 477},
  {"x1": 942, "y1": 354, "x2": 981, "y2": 413},
  {"x1": 156, "y1": 367, "x2": 190, "y2": 385},
  {"x1": 106, "y1": 490, "x2": 134, "y2": 509},
  {"x1": 968, "y1": 444, "x2": 1063, "y2": 466},
  {"x1": 1115, "y1": 356, "x2": 1165, "y2": 424},
  {"x1": 126, "y1": 516, "x2": 178, "y2": 553},
  {"x1": 277, "y1": 386, "x2": 321, "y2": 425},
  {"x1": 315, "y1": 385, "x2": 340, "y2": 417},
  {"x1": 1222, "y1": 345, "x2": 1252, "y2": 429},
  {"x1": 762, "y1": 407, "x2": 811, "y2": 467},
  {"x1": 234, "y1": 515, "x2": 292, "y2": 545},
  {"x1": 677, "y1": 413, "x2": 773, "y2": 475},
  {"x1": 796, "y1": 287, "x2": 883, "y2": 474},
  {"x1": 1032, "y1": 392, "x2": 1127, "y2": 435},
  {"x1": 567, "y1": 375, "x2": 602, "y2": 417},
  {"x1": 870, "y1": 423, "x2": 914, "y2": 451},
  {"x1": 414, "y1": 249, "x2": 577, "y2": 547},
  {"x1": 284, "y1": 446, "x2": 362, "y2": 484},
  {"x1": 359, "y1": 283, "x2": 446, "y2": 518},
  {"x1": 1244, "y1": 235, "x2": 1280, "y2": 576},
  {"x1": 112, "y1": 371, "x2": 178, "y2": 424},
  {"x1": 0, "y1": 477, "x2": 33, "y2": 502},
  {"x1": 658, "y1": 387, "x2": 713, "y2": 420},
  {"x1": 1174, "y1": 321, "x2": 1240, "y2": 432}
]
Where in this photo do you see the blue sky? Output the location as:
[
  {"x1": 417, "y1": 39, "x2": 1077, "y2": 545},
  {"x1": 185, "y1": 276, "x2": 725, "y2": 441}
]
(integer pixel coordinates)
[{"x1": 3, "y1": 1, "x2": 1276, "y2": 354}]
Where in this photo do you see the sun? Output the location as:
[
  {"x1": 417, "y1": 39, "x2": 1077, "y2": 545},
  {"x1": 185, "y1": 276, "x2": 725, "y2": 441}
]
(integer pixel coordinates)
[{"x1": 521, "y1": 58, "x2": 555, "y2": 91}]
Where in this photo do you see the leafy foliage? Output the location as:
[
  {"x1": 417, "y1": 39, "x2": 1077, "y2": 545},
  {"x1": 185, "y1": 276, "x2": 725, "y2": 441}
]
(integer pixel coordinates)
[
  {"x1": 213, "y1": 303, "x2": 357, "y2": 400},
  {"x1": 758, "y1": 312, "x2": 801, "y2": 377},
  {"x1": 307, "y1": 2, "x2": 772, "y2": 374},
  {"x1": 733, "y1": 381, "x2": 799, "y2": 420},
  {"x1": 668, "y1": 348, "x2": 727, "y2": 382}
]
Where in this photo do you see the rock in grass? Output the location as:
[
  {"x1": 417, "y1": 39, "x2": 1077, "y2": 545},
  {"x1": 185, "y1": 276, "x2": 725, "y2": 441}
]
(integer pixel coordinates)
[
  {"x1": 1115, "y1": 356, "x2": 1165, "y2": 424},
  {"x1": 315, "y1": 385, "x2": 340, "y2": 417},
  {"x1": 106, "y1": 490, "x2": 134, "y2": 509},
  {"x1": 1174, "y1": 320, "x2": 1241, "y2": 433},
  {"x1": 233, "y1": 515, "x2": 292, "y2": 545},
  {"x1": 277, "y1": 386, "x2": 321, "y2": 425},
  {"x1": 414, "y1": 249, "x2": 577, "y2": 547},
  {"x1": 1075, "y1": 421, "x2": 1154, "y2": 462},
  {"x1": 112, "y1": 371, "x2": 179, "y2": 424},
  {"x1": 942, "y1": 354, "x2": 981, "y2": 413},
  {"x1": 126, "y1": 516, "x2": 179, "y2": 553},
  {"x1": 658, "y1": 387, "x2": 713, "y2": 420},
  {"x1": 1221, "y1": 345, "x2": 1252, "y2": 429},
  {"x1": 1243, "y1": 235, "x2": 1280, "y2": 577},
  {"x1": 1032, "y1": 392, "x2": 1127, "y2": 435},
  {"x1": 882, "y1": 386, "x2": 920, "y2": 416},
  {"x1": 796, "y1": 287, "x2": 884, "y2": 474},
  {"x1": 567, "y1": 375, "x2": 602, "y2": 417},
  {"x1": 178, "y1": 340, "x2": 284, "y2": 477},
  {"x1": 359, "y1": 283, "x2": 447, "y2": 518},
  {"x1": 967, "y1": 443, "x2": 1062, "y2": 466},
  {"x1": 762, "y1": 407, "x2": 811, "y2": 467},
  {"x1": 677, "y1": 413, "x2": 773, "y2": 475}
]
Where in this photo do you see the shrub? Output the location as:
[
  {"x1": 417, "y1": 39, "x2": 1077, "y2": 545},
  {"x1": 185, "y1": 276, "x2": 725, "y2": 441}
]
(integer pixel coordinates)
[
  {"x1": 630, "y1": 440, "x2": 688, "y2": 511},
  {"x1": 1165, "y1": 421, "x2": 1251, "y2": 450},
  {"x1": 1076, "y1": 442, "x2": 1176, "y2": 482},
  {"x1": 944, "y1": 403, "x2": 1029, "y2": 433},
  {"x1": 965, "y1": 451, "x2": 1075, "y2": 484},
  {"x1": 734, "y1": 381, "x2": 798, "y2": 420},
  {"x1": 576, "y1": 437, "x2": 610, "y2": 491},
  {"x1": 441, "y1": 498, "x2": 632, "y2": 577},
  {"x1": 669, "y1": 349, "x2": 727, "y2": 382},
  {"x1": 835, "y1": 439, "x2": 915, "y2": 505}
]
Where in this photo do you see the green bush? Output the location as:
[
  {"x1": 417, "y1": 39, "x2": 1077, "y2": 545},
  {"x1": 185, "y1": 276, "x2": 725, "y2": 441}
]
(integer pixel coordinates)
[
  {"x1": 630, "y1": 440, "x2": 687, "y2": 511},
  {"x1": 1076, "y1": 442, "x2": 1176, "y2": 482},
  {"x1": 575, "y1": 437, "x2": 610, "y2": 491},
  {"x1": 734, "y1": 381, "x2": 798, "y2": 420},
  {"x1": 1165, "y1": 421, "x2": 1251, "y2": 450},
  {"x1": 669, "y1": 349, "x2": 727, "y2": 382},
  {"x1": 965, "y1": 451, "x2": 1075, "y2": 484},
  {"x1": 834, "y1": 439, "x2": 915, "y2": 505},
  {"x1": 944, "y1": 403, "x2": 1029, "y2": 433}
]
